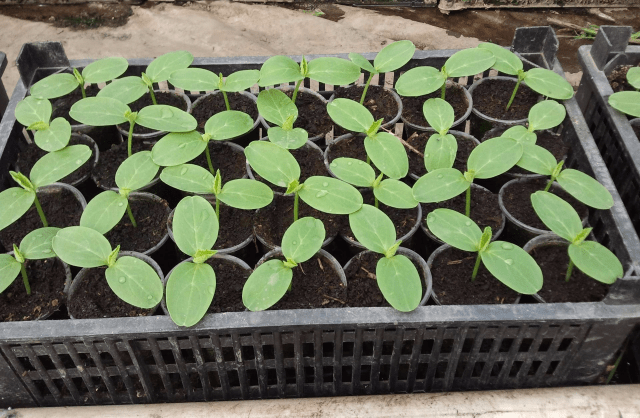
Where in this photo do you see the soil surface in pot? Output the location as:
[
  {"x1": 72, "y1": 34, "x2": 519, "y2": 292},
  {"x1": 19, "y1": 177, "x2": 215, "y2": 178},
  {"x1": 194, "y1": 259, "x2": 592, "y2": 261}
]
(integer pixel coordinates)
[
  {"x1": 120, "y1": 92, "x2": 188, "y2": 135},
  {"x1": 16, "y1": 135, "x2": 95, "y2": 185},
  {"x1": 104, "y1": 196, "x2": 169, "y2": 253},
  {"x1": 334, "y1": 85, "x2": 398, "y2": 136},
  {"x1": 343, "y1": 190, "x2": 419, "y2": 243},
  {"x1": 326, "y1": 135, "x2": 382, "y2": 177},
  {"x1": 192, "y1": 142, "x2": 246, "y2": 182},
  {"x1": 0, "y1": 187, "x2": 83, "y2": 252},
  {"x1": 607, "y1": 64, "x2": 640, "y2": 93},
  {"x1": 501, "y1": 178, "x2": 589, "y2": 231},
  {"x1": 92, "y1": 140, "x2": 153, "y2": 189},
  {"x1": 270, "y1": 254, "x2": 346, "y2": 310},
  {"x1": 530, "y1": 245, "x2": 609, "y2": 303},
  {"x1": 472, "y1": 79, "x2": 540, "y2": 121},
  {"x1": 252, "y1": 142, "x2": 328, "y2": 192},
  {"x1": 51, "y1": 85, "x2": 100, "y2": 123},
  {"x1": 344, "y1": 251, "x2": 425, "y2": 307},
  {"x1": 407, "y1": 132, "x2": 477, "y2": 178},
  {"x1": 0, "y1": 258, "x2": 66, "y2": 321},
  {"x1": 191, "y1": 92, "x2": 259, "y2": 131},
  {"x1": 202, "y1": 256, "x2": 250, "y2": 313},
  {"x1": 69, "y1": 266, "x2": 155, "y2": 318},
  {"x1": 422, "y1": 186, "x2": 503, "y2": 238},
  {"x1": 431, "y1": 246, "x2": 519, "y2": 305},
  {"x1": 482, "y1": 125, "x2": 569, "y2": 175},
  {"x1": 402, "y1": 84, "x2": 469, "y2": 127},
  {"x1": 267, "y1": 90, "x2": 331, "y2": 138},
  {"x1": 254, "y1": 194, "x2": 343, "y2": 248}
]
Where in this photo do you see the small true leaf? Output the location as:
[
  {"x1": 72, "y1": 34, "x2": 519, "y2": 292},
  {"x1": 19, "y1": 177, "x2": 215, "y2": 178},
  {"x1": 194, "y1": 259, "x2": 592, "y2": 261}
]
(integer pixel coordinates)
[
  {"x1": 608, "y1": 91, "x2": 640, "y2": 118},
  {"x1": 377, "y1": 255, "x2": 422, "y2": 312},
  {"x1": 423, "y1": 98, "x2": 454, "y2": 135},
  {"x1": 395, "y1": 66, "x2": 445, "y2": 97},
  {"x1": 481, "y1": 241, "x2": 543, "y2": 294},
  {"x1": 281, "y1": 217, "x2": 325, "y2": 263},
  {"x1": 242, "y1": 259, "x2": 293, "y2": 311},
  {"x1": 426, "y1": 208, "x2": 482, "y2": 252},
  {"x1": 30, "y1": 144, "x2": 91, "y2": 188},
  {"x1": 327, "y1": 99, "x2": 374, "y2": 133},
  {"x1": 97, "y1": 76, "x2": 148, "y2": 104},
  {"x1": 258, "y1": 56, "x2": 303, "y2": 87},
  {"x1": 348, "y1": 204, "x2": 396, "y2": 254},
  {"x1": 556, "y1": 169, "x2": 614, "y2": 210},
  {"x1": 166, "y1": 262, "x2": 216, "y2": 327},
  {"x1": 0, "y1": 255, "x2": 21, "y2": 294},
  {"x1": 115, "y1": 151, "x2": 159, "y2": 191},
  {"x1": 257, "y1": 89, "x2": 298, "y2": 127},
  {"x1": 204, "y1": 110, "x2": 254, "y2": 140},
  {"x1": 218, "y1": 179, "x2": 274, "y2": 210},
  {"x1": 15, "y1": 97, "x2": 52, "y2": 127},
  {"x1": 374, "y1": 40, "x2": 415, "y2": 73},
  {"x1": 169, "y1": 68, "x2": 219, "y2": 91},
  {"x1": 161, "y1": 164, "x2": 215, "y2": 194},
  {"x1": 365, "y1": 132, "x2": 409, "y2": 179},
  {"x1": 527, "y1": 100, "x2": 566, "y2": 131},
  {"x1": 530, "y1": 191, "x2": 582, "y2": 241},
  {"x1": 82, "y1": 57, "x2": 128, "y2": 84},
  {"x1": 0, "y1": 188, "x2": 35, "y2": 231},
  {"x1": 374, "y1": 179, "x2": 418, "y2": 209},
  {"x1": 516, "y1": 144, "x2": 557, "y2": 175},
  {"x1": 106, "y1": 256, "x2": 163, "y2": 308},
  {"x1": 152, "y1": 131, "x2": 207, "y2": 167},
  {"x1": 70, "y1": 97, "x2": 130, "y2": 126},
  {"x1": 136, "y1": 105, "x2": 197, "y2": 133},
  {"x1": 19, "y1": 227, "x2": 60, "y2": 260},
  {"x1": 478, "y1": 43, "x2": 523, "y2": 75},
  {"x1": 568, "y1": 241, "x2": 623, "y2": 284},
  {"x1": 52, "y1": 226, "x2": 111, "y2": 268},
  {"x1": 524, "y1": 68, "x2": 573, "y2": 100},
  {"x1": 80, "y1": 191, "x2": 128, "y2": 234},
  {"x1": 30, "y1": 73, "x2": 79, "y2": 99},
  {"x1": 412, "y1": 168, "x2": 469, "y2": 203},
  {"x1": 444, "y1": 48, "x2": 496, "y2": 78},
  {"x1": 330, "y1": 157, "x2": 375, "y2": 187},
  {"x1": 424, "y1": 133, "x2": 457, "y2": 172},
  {"x1": 298, "y1": 176, "x2": 363, "y2": 215},
  {"x1": 173, "y1": 195, "x2": 219, "y2": 257},
  {"x1": 467, "y1": 137, "x2": 522, "y2": 179},
  {"x1": 146, "y1": 50, "x2": 194, "y2": 83},
  {"x1": 306, "y1": 57, "x2": 361, "y2": 85},
  {"x1": 245, "y1": 141, "x2": 300, "y2": 187}
]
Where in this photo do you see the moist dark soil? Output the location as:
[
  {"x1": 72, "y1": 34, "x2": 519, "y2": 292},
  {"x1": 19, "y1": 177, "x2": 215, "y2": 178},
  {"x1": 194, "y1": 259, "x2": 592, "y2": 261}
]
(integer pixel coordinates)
[
  {"x1": 607, "y1": 64, "x2": 640, "y2": 93},
  {"x1": 0, "y1": 258, "x2": 67, "y2": 322},
  {"x1": 501, "y1": 178, "x2": 589, "y2": 231},
  {"x1": 270, "y1": 254, "x2": 347, "y2": 310},
  {"x1": 92, "y1": 140, "x2": 153, "y2": 189},
  {"x1": 69, "y1": 267, "x2": 155, "y2": 319},
  {"x1": 421, "y1": 186, "x2": 503, "y2": 240},
  {"x1": 266, "y1": 90, "x2": 331, "y2": 138},
  {"x1": 402, "y1": 84, "x2": 469, "y2": 127},
  {"x1": 252, "y1": 142, "x2": 328, "y2": 192},
  {"x1": 51, "y1": 85, "x2": 101, "y2": 124},
  {"x1": 334, "y1": 85, "x2": 399, "y2": 136},
  {"x1": 191, "y1": 92, "x2": 259, "y2": 131},
  {"x1": 104, "y1": 196, "x2": 169, "y2": 253},
  {"x1": 530, "y1": 245, "x2": 609, "y2": 303},
  {"x1": 0, "y1": 187, "x2": 83, "y2": 252},
  {"x1": 191, "y1": 142, "x2": 247, "y2": 182},
  {"x1": 254, "y1": 194, "x2": 344, "y2": 249},
  {"x1": 120, "y1": 92, "x2": 189, "y2": 135},
  {"x1": 201, "y1": 256, "x2": 250, "y2": 313},
  {"x1": 431, "y1": 246, "x2": 519, "y2": 305},
  {"x1": 344, "y1": 251, "x2": 426, "y2": 307},
  {"x1": 0, "y1": 3, "x2": 133, "y2": 28},
  {"x1": 15, "y1": 135, "x2": 95, "y2": 185},
  {"x1": 472, "y1": 79, "x2": 541, "y2": 121},
  {"x1": 407, "y1": 132, "x2": 477, "y2": 178},
  {"x1": 343, "y1": 190, "x2": 419, "y2": 243}
]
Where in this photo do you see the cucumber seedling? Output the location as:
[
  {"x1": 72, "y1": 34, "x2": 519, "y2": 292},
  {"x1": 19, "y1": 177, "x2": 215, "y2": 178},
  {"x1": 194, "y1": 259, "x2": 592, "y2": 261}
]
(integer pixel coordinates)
[
  {"x1": 29, "y1": 57, "x2": 128, "y2": 100},
  {"x1": 607, "y1": 67, "x2": 640, "y2": 118},
  {"x1": 395, "y1": 46, "x2": 496, "y2": 100},
  {"x1": 419, "y1": 98, "x2": 462, "y2": 172},
  {"x1": 500, "y1": 100, "x2": 566, "y2": 147},
  {"x1": 256, "y1": 89, "x2": 308, "y2": 149},
  {"x1": 169, "y1": 68, "x2": 259, "y2": 111},
  {"x1": 327, "y1": 98, "x2": 409, "y2": 179},
  {"x1": 245, "y1": 141, "x2": 363, "y2": 222},
  {"x1": 70, "y1": 97, "x2": 197, "y2": 157},
  {"x1": 0, "y1": 227, "x2": 60, "y2": 296},
  {"x1": 242, "y1": 217, "x2": 326, "y2": 311},
  {"x1": 14, "y1": 97, "x2": 71, "y2": 152},
  {"x1": 80, "y1": 151, "x2": 159, "y2": 234},
  {"x1": 531, "y1": 191, "x2": 623, "y2": 283},
  {"x1": 96, "y1": 50, "x2": 193, "y2": 105},
  {"x1": 52, "y1": 226, "x2": 163, "y2": 308},
  {"x1": 349, "y1": 40, "x2": 415, "y2": 104},
  {"x1": 258, "y1": 55, "x2": 360, "y2": 104},
  {"x1": 427, "y1": 208, "x2": 543, "y2": 294},
  {"x1": 477, "y1": 42, "x2": 573, "y2": 110},
  {"x1": 349, "y1": 204, "x2": 423, "y2": 311},
  {"x1": 0, "y1": 145, "x2": 92, "y2": 229}
]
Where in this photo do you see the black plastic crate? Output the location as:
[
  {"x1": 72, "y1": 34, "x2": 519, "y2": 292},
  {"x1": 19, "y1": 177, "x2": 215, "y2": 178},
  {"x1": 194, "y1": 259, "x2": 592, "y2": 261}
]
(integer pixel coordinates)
[
  {"x1": 576, "y1": 26, "x2": 640, "y2": 234},
  {"x1": 0, "y1": 27, "x2": 639, "y2": 408}
]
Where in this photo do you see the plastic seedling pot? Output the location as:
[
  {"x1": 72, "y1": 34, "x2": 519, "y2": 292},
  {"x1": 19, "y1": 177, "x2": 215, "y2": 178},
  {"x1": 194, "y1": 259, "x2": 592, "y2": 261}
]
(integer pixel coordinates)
[{"x1": 468, "y1": 76, "x2": 535, "y2": 126}]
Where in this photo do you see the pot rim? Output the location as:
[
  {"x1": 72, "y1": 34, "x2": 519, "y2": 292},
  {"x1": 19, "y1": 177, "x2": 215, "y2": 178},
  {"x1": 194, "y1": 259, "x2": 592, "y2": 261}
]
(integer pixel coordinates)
[{"x1": 467, "y1": 76, "x2": 534, "y2": 125}]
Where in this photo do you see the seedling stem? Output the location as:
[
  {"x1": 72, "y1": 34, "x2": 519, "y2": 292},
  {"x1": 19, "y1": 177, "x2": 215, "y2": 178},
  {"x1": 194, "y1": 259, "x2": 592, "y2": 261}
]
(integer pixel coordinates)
[
  {"x1": 215, "y1": 198, "x2": 220, "y2": 221},
  {"x1": 20, "y1": 264, "x2": 31, "y2": 295},
  {"x1": 466, "y1": 187, "x2": 471, "y2": 217},
  {"x1": 127, "y1": 122, "x2": 135, "y2": 157},
  {"x1": 360, "y1": 73, "x2": 374, "y2": 104},
  {"x1": 148, "y1": 87, "x2": 158, "y2": 106},
  {"x1": 471, "y1": 252, "x2": 482, "y2": 281},
  {"x1": 294, "y1": 192, "x2": 300, "y2": 222},
  {"x1": 205, "y1": 146, "x2": 215, "y2": 175},
  {"x1": 505, "y1": 79, "x2": 521, "y2": 111},
  {"x1": 33, "y1": 195, "x2": 48, "y2": 227},
  {"x1": 543, "y1": 178, "x2": 553, "y2": 192},
  {"x1": 565, "y1": 259, "x2": 574, "y2": 282},
  {"x1": 440, "y1": 83, "x2": 446, "y2": 100},
  {"x1": 126, "y1": 201, "x2": 138, "y2": 227},
  {"x1": 292, "y1": 79, "x2": 303, "y2": 104},
  {"x1": 222, "y1": 90, "x2": 231, "y2": 111}
]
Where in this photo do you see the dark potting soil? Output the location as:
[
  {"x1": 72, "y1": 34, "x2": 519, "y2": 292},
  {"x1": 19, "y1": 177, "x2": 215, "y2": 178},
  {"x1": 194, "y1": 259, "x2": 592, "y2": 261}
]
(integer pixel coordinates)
[
  {"x1": 120, "y1": 92, "x2": 189, "y2": 135},
  {"x1": 267, "y1": 90, "x2": 332, "y2": 138},
  {"x1": 92, "y1": 140, "x2": 153, "y2": 189},
  {"x1": 15, "y1": 135, "x2": 95, "y2": 185},
  {"x1": 501, "y1": 178, "x2": 589, "y2": 231},
  {"x1": 254, "y1": 194, "x2": 344, "y2": 249},
  {"x1": 407, "y1": 132, "x2": 477, "y2": 178},
  {"x1": 343, "y1": 190, "x2": 419, "y2": 244},
  {"x1": 252, "y1": 142, "x2": 328, "y2": 192},
  {"x1": 334, "y1": 85, "x2": 399, "y2": 136},
  {"x1": 607, "y1": 64, "x2": 640, "y2": 93},
  {"x1": 402, "y1": 84, "x2": 469, "y2": 127},
  {"x1": 472, "y1": 79, "x2": 541, "y2": 121},
  {"x1": 104, "y1": 196, "x2": 169, "y2": 253},
  {"x1": 204, "y1": 256, "x2": 250, "y2": 313},
  {"x1": 0, "y1": 258, "x2": 67, "y2": 321},
  {"x1": 431, "y1": 246, "x2": 519, "y2": 305},
  {"x1": 191, "y1": 92, "x2": 259, "y2": 131},
  {"x1": 344, "y1": 251, "x2": 425, "y2": 308},
  {"x1": 270, "y1": 254, "x2": 347, "y2": 310},
  {"x1": 530, "y1": 245, "x2": 609, "y2": 303},
  {"x1": 50, "y1": 85, "x2": 100, "y2": 123},
  {"x1": 191, "y1": 141, "x2": 247, "y2": 182},
  {"x1": 69, "y1": 266, "x2": 155, "y2": 318},
  {"x1": 421, "y1": 186, "x2": 503, "y2": 240},
  {"x1": 0, "y1": 187, "x2": 83, "y2": 252}
]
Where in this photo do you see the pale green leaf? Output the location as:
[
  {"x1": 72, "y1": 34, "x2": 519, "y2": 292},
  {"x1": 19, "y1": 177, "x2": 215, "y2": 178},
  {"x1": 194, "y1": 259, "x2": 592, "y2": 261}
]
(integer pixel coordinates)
[
  {"x1": 173, "y1": 195, "x2": 218, "y2": 256},
  {"x1": 97, "y1": 76, "x2": 148, "y2": 104},
  {"x1": 82, "y1": 57, "x2": 128, "y2": 84},
  {"x1": 34, "y1": 117, "x2": 71, "y2": 152},
  {"x1": 424, "y1": 133, "x2": 457, "y2": 172},
  {"x1": 374, "y1": 40, "x2": 415, "y2": 73},
  {"x1": 426, "y1": 208, "x2": 482, "y2": 252},
  {"x1": 527, "y1": 100, "x2": 566, "y2": 131},
  {"x1": 556, "y1": 169, "x2": 614, "y2": 210},
  {"x1": 166, "y1": 262, "x2": 216, "y2": 326},
  {"x1": 242, "y1": 259, "x2": 293, "y2": 311},
  {"x1": 115, "y1": 151, "x2": 159, "y2": 191},
  {"x1": 412, "y1": 168, "x2": 469, "y2": 203},
  {"x1": 160, "y1": 164, "x2": 215, "y2": 194},
  {"x1": 15, "y1": 97, "x2": 52, "y2": 126},
  {"x1": 395, "y1": 66, "x2": 445, "y2": 97},
  {"x1": 423, "y1": 98, "x2": 454, "y2": 135},
  {"x1": 482, "y1": 241, "x2": 543, "y2": 294},
  {"x1": 628, "y1": 67, "x2": 640, "y2": 90},
  {"x1": 365, "y1": 132, "x2": 408, "y2": 179},
  {"x1": 503, "y1": 125, "x2": 536, "y2": 144},
  {"x1": 349, "y1": 53, "x2": 375, "y2": 73},
  {"x1": 0, "y1": 188, "x2": 35, "y2": 231},
  {"x1": 608, "y1": 91, "x2": 640, "y2": 118},
  {"x1": 516, "y1": 143, "x2": 557, "y2": 175},
  {"x1": 146, "y1": 50, "x2": 193, "y2": 82},
  {"x1": 52, "y1": 226, "x2": 111, "y2": 268},
  {"x1": 168, "y1": 68, "x2": 219, "y2": 91},
  {"x1": 281, "y1": 217, "x2": 325, "y2": 263},
  {"x1": 307, "y1": 57, "x2": 360, "y2": 85},
  {"x1": 222, "y1": 70, "x2": 260, "y2": 92},
  {"x1": 152, "y1": 131, "x2": 207, "y2": 167},
  {"x1": 377, "y1": 255, "x2": 422, "y2": 312},
  {"x1": 30, "y1": 144, "x2": 92, "y2": 188},
  {"x1": 106, "y1": 255, "x2": 163, "y2": 308},
  {"x1": 467, "y1": 137, "x2": 522, "y2": 179},
  {"x1": 136, "y1": 105, "x2": 197, "y2": 133},
  {"x1": 569, "y1": 241, "x2": 623, "y2": 284},
  {"x1": 348, "y1": 204, "x2": 396, "y2": 254},
  {"x1": 11, "y1": 171, "x2": 33, "y2": 191},
  {"x1": 245, "y1": 141, "x2": 300, "y2": 187},
  {"x1": 258, "y1": 55, "x2": 303, "y2": 87},
  {"x1": 374, "y1": 179, "x2": 418, "y2": 209},
  {"x1": 257, "y1": 89, "x2": 297, "y2": 127},
  {"x1": 268, "y1": 127, "x2": 308, "y2": 149},
  {"x1": 218, "y1": 179, "x2": 274, "y2": 210},
  {"x1": 444, "y1": 48, "x2": 496, "y2": 77},
  {"x1": 478, "y1": 43, "x2": 522, "y2": 75},
  {"x1": 524, "y1": 68, "x2": 573, "y2": 100},
  {"x1": 329, "y1": 157, "x2": 375, "y2": 188},
  {"x1": 80, "y1": 191, "x2": 128, "y2": 234},
  {"x1": 530, "y1": 191, "x2": 582, "y2": 241},
  {"x1": 69, "y1": 97, "x2": 129, "y2": 126},
  {"x1": 204, "y1": 110, "x2": 254, "y2": 140},
  {"x1": 0, "y1": 255, "x2": 21, "y2": 294},
  {"x1": 30, "y1": 73, "x2": 79, "y2": 99},
  {"x1": 18, "y1": 227, "x2": 60, "y2": 260},
  {"x1": 298, "y1": 176, "x2": 363, "y2": 214},
  {"x1": 327, "y1": 98, "x2": 374, "y2": 133}
]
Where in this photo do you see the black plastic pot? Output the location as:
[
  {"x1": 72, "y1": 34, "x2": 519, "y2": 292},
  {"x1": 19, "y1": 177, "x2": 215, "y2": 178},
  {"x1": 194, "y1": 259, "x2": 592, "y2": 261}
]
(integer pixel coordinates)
[{"x1": 468, "y1": 76, "x2": 533, "y2": 126}]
